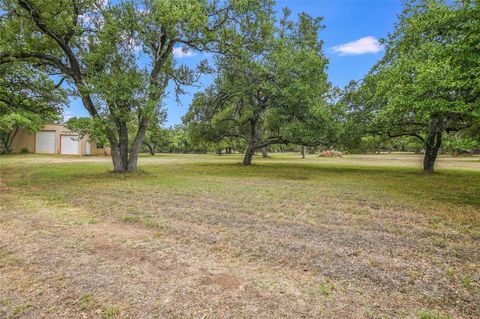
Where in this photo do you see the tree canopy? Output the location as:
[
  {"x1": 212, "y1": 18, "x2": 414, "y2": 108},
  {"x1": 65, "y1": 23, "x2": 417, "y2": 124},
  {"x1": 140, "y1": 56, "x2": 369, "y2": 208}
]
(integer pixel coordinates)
[
  {"x1": 0, "y1": 63, "x2": 65, "y2": 153},
  {"x1": 184, "y1": 7, "x2": 333, "y2": 165},
  {"x1": 343, "y1": 0, "x2": 480, "y2": 172},
  {"x1": 0, "y1": 0, "x2": 262, "y2": 171},
  {"x1": 0, "y1": 0, "x2": 478, "y2": 173}
]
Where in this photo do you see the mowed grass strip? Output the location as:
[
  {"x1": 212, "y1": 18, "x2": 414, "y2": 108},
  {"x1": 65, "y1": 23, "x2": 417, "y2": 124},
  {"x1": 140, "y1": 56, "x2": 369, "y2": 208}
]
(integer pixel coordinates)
[
  {"x1": 0, "y1": 153, "x2": 479, "y2": 318},
  {"x1": 5, "y1": 153, "x2": 480, "y2": 231}
]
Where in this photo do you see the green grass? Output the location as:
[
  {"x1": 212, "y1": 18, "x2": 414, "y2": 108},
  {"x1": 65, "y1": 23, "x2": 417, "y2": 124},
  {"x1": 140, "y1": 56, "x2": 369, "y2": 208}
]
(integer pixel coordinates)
[
  {"x1": 101, "y1": 305, "x2": 121, "y2": 319},
  {"x1": 318, "y1": 282, "x2": 335, "y2": 296},
  {"x1": 3, "y1": 153, "x2": 479, "y2": 232},
  {"x1": 78, "y1": 293, "x2": 95, "y2": 311},
  {"x1": 1, "y1": 153, "x2": 479, "y2": 318},
  {"x1": 418, "y1": 310, "x2": 452, "y2": 319}
]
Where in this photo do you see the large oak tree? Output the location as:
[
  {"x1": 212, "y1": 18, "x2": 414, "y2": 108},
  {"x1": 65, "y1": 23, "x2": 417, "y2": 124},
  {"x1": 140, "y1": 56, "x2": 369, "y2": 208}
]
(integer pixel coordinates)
[
  {"x1": 184, "y1": 8, "x2": 332, "y2": 165},
  {"x1": 347, "y1": 0, "x2": 480, "y2": 173},
  {"x1": 0, "y1": 0, "x2": 251, "y2": 172}
]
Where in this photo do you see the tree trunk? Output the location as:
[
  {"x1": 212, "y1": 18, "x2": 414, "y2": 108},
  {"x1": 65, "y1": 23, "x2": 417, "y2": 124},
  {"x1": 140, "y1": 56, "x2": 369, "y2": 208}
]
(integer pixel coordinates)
[
  {"x1": 423, "y1": 131, "x2": 442, "y2": 173},
  {"x1": 0, "y1": 141, "x2": 8, "y2": 153},
  {"x1": 301, "y1": 145, "x2": 306, "y2": 159},
  {"x1": 127, "y1": 118, "x2": 149, "y2": 172},
  {"x1": 108, "y1": 118, "x2": 148, "y2": 173},
  {"x1": 144, "y1": 142, "x2": 155, "y2": 156},
  {"x1": 423, "y1": 149, "x2": 436, "y2": 173},
  {"x1": 118, "y1": 122, "x2": 129, "y2": 169},
  {"x1": 262, "y1": 146, "x2": 268, "y2": 158},
  {"x1": 110, "y1": 142, "x2": 127, "y2": 173},
  {"x1": 243, "y1": 119, "x2": 259, "y2": 166},
  {"x1": 0, "y1": 135, "x2": 9, "y2": 153},
  {"x1": 1, "y1": 128, "x2": 19, "y2": 154},
  {"x1": 243, "y1": 146, "x2": 255, "y2": 166}
]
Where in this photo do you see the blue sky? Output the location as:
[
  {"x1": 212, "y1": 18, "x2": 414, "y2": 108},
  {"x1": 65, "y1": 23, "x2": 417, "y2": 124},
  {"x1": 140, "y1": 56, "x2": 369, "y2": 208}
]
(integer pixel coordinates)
[{"x1": 65, "y1": 0, "x2": 403, "y2": 126}]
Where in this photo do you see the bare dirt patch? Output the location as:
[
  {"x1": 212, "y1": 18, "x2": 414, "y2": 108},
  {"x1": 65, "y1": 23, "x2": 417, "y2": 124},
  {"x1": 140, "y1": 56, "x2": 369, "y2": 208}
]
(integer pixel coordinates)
[{"x1": 198, "y1": 271, "x2": 243, "y2": 290}]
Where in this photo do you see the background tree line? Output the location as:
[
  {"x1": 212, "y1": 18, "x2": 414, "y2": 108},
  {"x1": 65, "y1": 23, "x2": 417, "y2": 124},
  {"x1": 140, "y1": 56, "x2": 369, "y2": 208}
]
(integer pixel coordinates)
[{"x1": 1, "y1": 0, "x2": 478, "y2": 173}]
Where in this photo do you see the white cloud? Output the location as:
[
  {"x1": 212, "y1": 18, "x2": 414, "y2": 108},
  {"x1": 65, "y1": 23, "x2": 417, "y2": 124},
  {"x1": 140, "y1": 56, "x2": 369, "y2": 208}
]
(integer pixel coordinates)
[
  {"x1": 173, "y1": 47, "x2": 196, "y2": 59},
  {"x1": 331, "y1": 36, "x2": 382, "y2": 56},
  {"x1": 63, "y1": 111, "x2": 74, "y2": 122}
]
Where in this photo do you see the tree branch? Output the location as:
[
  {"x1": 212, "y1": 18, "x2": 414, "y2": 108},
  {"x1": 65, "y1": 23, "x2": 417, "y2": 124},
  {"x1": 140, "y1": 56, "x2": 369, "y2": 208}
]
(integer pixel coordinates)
[
  {"x1": 388, "y1": 132, "x2": 425, "y2": 143},
  {"x1": 0, "y1": 52, "x2": 72, "y2": 76}
]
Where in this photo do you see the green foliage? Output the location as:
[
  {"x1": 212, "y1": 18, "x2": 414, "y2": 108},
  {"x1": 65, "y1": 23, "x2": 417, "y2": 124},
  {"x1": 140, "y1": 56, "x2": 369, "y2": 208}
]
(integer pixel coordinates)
[
  {"x1": 0, "y1": 63, "x2": 64, "y2": 153},
  {"x1": 142, "y1": 118, "x2": 170, "y2": 154},
  {"x1": 0, "y1": 0, "x2": 258, "y2": 171},
  {"x1": 66, "y1": 117, "x2": 110, "y2": 148},
  {"x1": 141, "y1": 124, "x2": 221, "y2": 154},
  {"x1": 342, "y1": 0, "x2": 480, "y2": 171},
  {"x1": 166, "y1": 126, "x2": 195, "y2": 153},
  {"x1": 184, "y1": 7, "x2": 332, "y2": 164},
  {"x1": 443, "y1": 133, "x2": 479, "y2": 155},
  {"x1": 0, "y1": 112, "x2": 42, "y2": 134}
]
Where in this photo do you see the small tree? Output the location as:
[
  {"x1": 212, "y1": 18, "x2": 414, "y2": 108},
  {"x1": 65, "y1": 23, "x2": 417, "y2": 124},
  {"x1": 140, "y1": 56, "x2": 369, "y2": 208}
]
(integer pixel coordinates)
[
  {"x1": 443, "y1": 133, "x2": 479, "y2": 156},
  {"x1": 143, "y1": 124, "x2": 171, "y2": 155}
]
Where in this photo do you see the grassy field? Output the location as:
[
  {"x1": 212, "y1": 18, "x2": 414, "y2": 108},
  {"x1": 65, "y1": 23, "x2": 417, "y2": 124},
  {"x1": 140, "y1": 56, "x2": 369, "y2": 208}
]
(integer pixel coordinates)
[{"x1": 0, "y1": 153, "x2": 479, "y2": 318}]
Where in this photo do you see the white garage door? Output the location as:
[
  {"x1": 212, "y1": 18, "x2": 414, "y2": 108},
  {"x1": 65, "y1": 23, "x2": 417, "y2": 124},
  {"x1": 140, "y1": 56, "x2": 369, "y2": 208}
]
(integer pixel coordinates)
[
  {"x1": 35, "y1": 131, "x2": 56, "y2": 154},
  {"x1": 61, "y1": 135, "x2": 79, "y2": 155}
]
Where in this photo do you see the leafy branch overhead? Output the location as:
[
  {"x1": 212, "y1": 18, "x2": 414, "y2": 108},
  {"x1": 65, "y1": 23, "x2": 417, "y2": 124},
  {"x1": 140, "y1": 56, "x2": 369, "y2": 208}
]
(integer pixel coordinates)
[{"x1": 0, "y1": 63, "x2": 65, "y2": 153}]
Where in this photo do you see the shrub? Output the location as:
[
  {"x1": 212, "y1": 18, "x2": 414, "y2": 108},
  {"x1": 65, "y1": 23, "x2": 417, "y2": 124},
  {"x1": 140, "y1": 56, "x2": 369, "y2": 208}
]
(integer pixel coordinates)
[{"x1": 19, "y1": 148, "x2": 29, "y2": 154}]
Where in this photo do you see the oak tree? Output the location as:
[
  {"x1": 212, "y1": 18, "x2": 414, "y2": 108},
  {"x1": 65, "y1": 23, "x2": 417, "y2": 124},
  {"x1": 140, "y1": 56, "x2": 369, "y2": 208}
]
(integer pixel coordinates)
[
  {"x1": 0, "y1": 63, "x2": 65, "y2": 153},
  {"x1": 185, "y1": 8, "x2": 332, "y2": 165},
  {"x1": 0, "y1": 0, "x2": 248, "y2": 172},
  {"x1": 348, "y1": 0, "x2": 480, "y2": 172}
]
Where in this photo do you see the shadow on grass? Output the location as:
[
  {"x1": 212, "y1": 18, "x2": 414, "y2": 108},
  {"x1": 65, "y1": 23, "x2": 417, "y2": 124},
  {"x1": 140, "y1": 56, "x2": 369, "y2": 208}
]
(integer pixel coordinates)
[
  {"x1": 168, "y1": 160, "x2": 478, "y2": 179},
  {"x1": 3, "y1": 159, "x2": 480, "y2": 215},
  {"x1": 146, "y1": 161, "x2": 480, "y2": 209}
]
